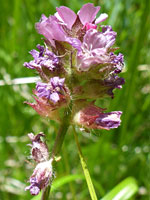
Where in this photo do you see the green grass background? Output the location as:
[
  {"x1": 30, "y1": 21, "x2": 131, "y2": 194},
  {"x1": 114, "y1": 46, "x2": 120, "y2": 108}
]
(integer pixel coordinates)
[{"x1": 0, "y1": 0, "x2": 150, "y2": 199}]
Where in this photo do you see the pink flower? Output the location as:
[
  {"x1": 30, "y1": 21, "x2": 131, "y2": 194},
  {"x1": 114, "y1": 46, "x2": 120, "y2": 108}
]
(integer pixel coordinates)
[
  {"x1": 55, "y1": 3, "x2": 108, "y2": 30},
  {"x1": 77, "y1": 28, "x2": 116, "y2": 71},
  {"x1": 36, "y1": 3, "x2": 108, "y2": 47},
  {"x1": 24, "y1": 3, "x2": 124, "y2": 128}
]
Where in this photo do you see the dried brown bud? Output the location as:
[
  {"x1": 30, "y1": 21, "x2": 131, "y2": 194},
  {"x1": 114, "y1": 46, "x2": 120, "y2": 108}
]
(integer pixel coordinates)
[{"x1": 28, "y1": 132, "x2": 49, "y2": 163}]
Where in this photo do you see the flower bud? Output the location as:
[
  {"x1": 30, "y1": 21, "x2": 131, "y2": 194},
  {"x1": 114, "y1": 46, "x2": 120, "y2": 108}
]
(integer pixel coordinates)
[
  {"x1": 25, "y1": 159, "x2": 53, "y2": 195},
  {"x1": 73, "y1": 104, "x2": 122, "y2": 130},
  {"x1": 28, "y1": 132, "x2": 49, "y2": 163}
]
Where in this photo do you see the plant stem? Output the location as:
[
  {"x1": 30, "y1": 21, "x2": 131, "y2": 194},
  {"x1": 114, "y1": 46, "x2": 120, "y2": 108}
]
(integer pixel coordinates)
[
  {"x1": 41, "y1": 104, "x2": 72, "y2": 200},
  {"x1": 73, "y1": 126, "x2": 98, "y2": 200},
  {"x1": 41, "y1": 186, "x2": 50, "y2": 200},
  {"x1": 51, "y1": 116, "x2": 70, "y2": 158}
]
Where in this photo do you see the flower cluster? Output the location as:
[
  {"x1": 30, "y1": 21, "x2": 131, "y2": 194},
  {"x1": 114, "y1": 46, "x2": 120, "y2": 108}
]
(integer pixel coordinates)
[
  {"x1": 25, "y1": 133, "x2": 53, "y2": 195},
  {"x1": 24, "y1": 3, "x2": 124, "y2": 130}
]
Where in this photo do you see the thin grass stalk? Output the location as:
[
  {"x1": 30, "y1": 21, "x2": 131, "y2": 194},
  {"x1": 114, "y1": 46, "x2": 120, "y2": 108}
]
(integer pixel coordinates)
[{"x1": 73, "y1": 126, "x2": 98, "y2": 200}]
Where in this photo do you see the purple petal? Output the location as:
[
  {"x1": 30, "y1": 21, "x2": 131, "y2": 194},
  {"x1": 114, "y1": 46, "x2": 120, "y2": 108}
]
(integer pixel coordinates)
[
  {"x1": 56, "y1": 6, "x2": 77, "y2": 30},
  {"x1": 30, "y1": 49, "x2": 40, "y2": 61},
  {"x1": 78, "y1": 3, "x2": 100, "y2": 25},
  {"x1": 40, "y1": 14, "x2": 48, "y2": 21},
  {"x1": 76, "y1": 27, "x2": 120, "y2": 72},
  {"x1": 77, "y1": 29, "x2": 111, "y2": 71},
  {"x1": 95, "y1": 13, "x2": 108, "y2": 24},
  {"x1": 78, "y1": 55, "x2": 109, "y2": 71},
  {"x1": 66, "y1": 37, "x2": 82, "y2": 51},
  {"x1": 30, "y1": 186, "x2": 40, "y2": 196},
  {"x1": 36, "y1": 77, "x2": 65, "y2": 102},
  {"x1": 35, "y1": 16, "x2": 66, "y2": 46},
  {"x1": 24, "y1": 61, "x2": 35, "y2": 69},
  {"x1": 50, "y1": 92, "x2": 60, "y2": 103},
  {"x1": 95, "y1": 111, "x2": 122, "y2": 129},
  {"x1": 36, "y1": 17, "x2": 54, "y2": 45},
  {"x1": 25, "y1": 183, "x2": 40, "y2": 196},
  {"x1": 24, "y1": 45, "x2": 59, "y2": 71},
  {"x1": 110, "y1": 53, "x2": 124, "y2": 73},
  {"x1": 48, "y1": 16, "x2": 66, "y2": 41},
  {"x1": 83, "y1": 29, "x2": 107, "y2": 50},
  {"x1": 51, "y1": 77, "x2": 65, "y2": 87},
  {"x1": 36, "y1": 44, "x2": 45, "y2": 57},
  {"x1": 104, "y1": 75, "x2": 125, "y2": 89},
  {"x1": 25, "y1": 160, "x2": 53, "y2": 195},
  {"x1": 102, "y1": 26, "x2": 117, "y2": 48}
]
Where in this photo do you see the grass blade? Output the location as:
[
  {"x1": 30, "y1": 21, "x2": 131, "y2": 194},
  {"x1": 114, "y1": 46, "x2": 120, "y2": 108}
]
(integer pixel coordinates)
[
  {"x1": 101, "y1": 177, "x2": 138, "y2": 200},
  {"x1": 73, "y1": 126, "x2": 98, "y2": 200}
]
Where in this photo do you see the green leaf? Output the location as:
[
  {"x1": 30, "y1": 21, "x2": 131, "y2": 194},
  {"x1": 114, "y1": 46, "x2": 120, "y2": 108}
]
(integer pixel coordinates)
[
  {"x1": 101, "y1": 177, "x2": 138, "y2": 200},
  {"x1": 51, "y1": 174, "x2": 84, "y2": 191}
]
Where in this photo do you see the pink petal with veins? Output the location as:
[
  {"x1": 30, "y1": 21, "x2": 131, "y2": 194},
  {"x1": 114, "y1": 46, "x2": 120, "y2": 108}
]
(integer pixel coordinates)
[
  {"x1": 78, "y1": 3, "x2": 100, "y2": 25},
  {"x1": 56, "y1": 6, "x2": 77, "y2": 29}
]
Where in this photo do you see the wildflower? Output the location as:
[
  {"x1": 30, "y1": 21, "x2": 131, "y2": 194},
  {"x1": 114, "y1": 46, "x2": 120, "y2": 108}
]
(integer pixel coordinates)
[
  {"x1": 36, "y1": 3, "x2": 108, "y2": 47},
  {"x1": 25, "y1": 159, "x2": 53, "y2": 195},
  {"x1": 25, "y1": 133, "x2": 53, "y2": 195},
  {"x1": 76, "y1": 28, "x2": 116, "y2": 72},
  {"x1": 28, "y1": 132, "x2": 49, "y2": 163},
  {"x1": 73, "y1": 105, "x2": 122, "y2": 130},
  {"x1": 36, "y1": 77, "x2": 65, "y2": 103},
  {"x1": 24, "y1": 45, "x2": 58, "y2": 69},
  {"x1": 55, "y1": 3, "x2": 108, "y2": 30},
  {"x1": 24, "y1": 3, "x2": 125, "y2": 197},
  {"x1": 24, "y1": 3, "x2": 124, "y2": 129}
]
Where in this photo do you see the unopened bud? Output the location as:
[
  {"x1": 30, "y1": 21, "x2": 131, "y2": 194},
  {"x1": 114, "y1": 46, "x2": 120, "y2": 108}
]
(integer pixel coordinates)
[{"x1": 28, "y1": 132, "x2": 49, "y2": 163}]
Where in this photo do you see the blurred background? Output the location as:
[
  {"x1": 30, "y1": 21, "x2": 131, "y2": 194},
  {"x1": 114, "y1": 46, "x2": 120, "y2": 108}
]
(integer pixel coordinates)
[{"x1": 0, "y1": 0, "x2": 150, "y2": 199}]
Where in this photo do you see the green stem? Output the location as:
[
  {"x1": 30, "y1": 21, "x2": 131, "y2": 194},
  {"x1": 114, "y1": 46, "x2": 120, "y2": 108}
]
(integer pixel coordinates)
[
  {"x1": 41, "y1": 186, "x2": 50, "y2": 200},
  {"x1": 73, "y1": 126, "x2": 98, "y2": 200},
  {"x1": 41, "y1": 104, "x2": 72, "y2": 200},
  {"x1": 52, "y1": 117, "x2": 70, "y2": 158}
]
